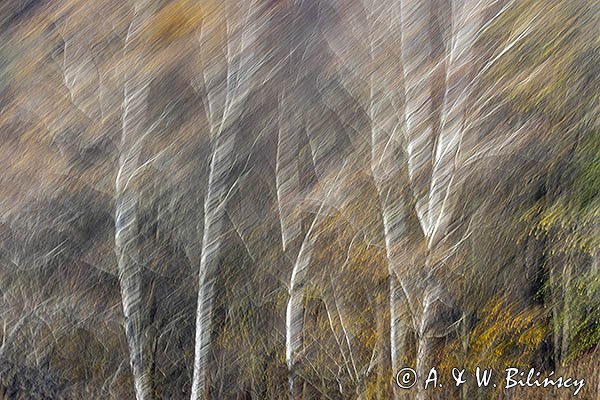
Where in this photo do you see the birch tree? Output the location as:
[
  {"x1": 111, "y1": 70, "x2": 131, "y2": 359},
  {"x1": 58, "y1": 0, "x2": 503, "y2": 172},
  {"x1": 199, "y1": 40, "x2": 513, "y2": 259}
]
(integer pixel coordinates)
[
  {"x1": 190, "y1": 1, "x2": 267, "y2": 398},
  {"x1": 3, "y1": 0, "x2": 598, "y2": 397},
  {"x1": 57, "y1": 0, "x2": 162, "y2": 398},
  {"x1": 323, "y1": 3, "x2": 412, "y2": 398},
  {"x1": 276, "y1": 69, "x2": 307, "y2": 398},
  {"x1": 402, "y1": 3, "x2": 539, "y2": 392},
  {"x1": 266, "y1": 3, "x2": 347, "y2": 397},
  {"x1": 326, "y1": 1, "x2": 538, "y2": 397},
  {"x1": 275, "y1": 32, "x2": 313, "y2": 399},
  {"x1": 114, "y1": 1, "x2": 160, "y2": 398}
]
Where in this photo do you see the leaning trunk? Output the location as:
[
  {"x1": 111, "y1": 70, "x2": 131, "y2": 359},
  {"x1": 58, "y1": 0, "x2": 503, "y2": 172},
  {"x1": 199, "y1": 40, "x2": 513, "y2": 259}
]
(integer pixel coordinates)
[
  {"x1": 115, "y1": 4, "x2": 157, "y2": 396},
  {"x1": 116, "y1": 61, "x2": 154, "y2": 400},
  {"x1": 191, "y1": 128, "x2": 236, "y2": 400}
]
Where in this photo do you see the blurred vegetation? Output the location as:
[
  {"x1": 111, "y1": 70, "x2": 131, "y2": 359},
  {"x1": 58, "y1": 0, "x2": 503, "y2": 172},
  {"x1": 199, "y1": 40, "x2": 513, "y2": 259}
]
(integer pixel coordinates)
[{"x1": 0, "y1": 0, "x2": 598, "y2": 399}]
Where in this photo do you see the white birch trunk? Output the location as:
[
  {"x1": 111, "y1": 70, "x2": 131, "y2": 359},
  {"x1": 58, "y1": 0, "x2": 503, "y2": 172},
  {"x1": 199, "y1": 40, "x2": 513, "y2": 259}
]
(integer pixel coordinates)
[
  {"x1": 114, "y1": 3, "x2": 158, "y2": 399},
  {"x1": 400, "y1": 0, "x2": 436, "y2": 237},
  {"x1": 276, "y1": 91, "x2": 302, "y2": 252},
  {"x1": 285, "y1": 166, "x2": 346, "y2": 399},
  {"x1": 190, "y1": 2, "x2": 266, "y2": 398},
  {"x1": 324, "y1": 4, "x2": 410, "y2": 395},
  {"x1": 190, "y1": 128, "x2": 236, "y2": 399}
]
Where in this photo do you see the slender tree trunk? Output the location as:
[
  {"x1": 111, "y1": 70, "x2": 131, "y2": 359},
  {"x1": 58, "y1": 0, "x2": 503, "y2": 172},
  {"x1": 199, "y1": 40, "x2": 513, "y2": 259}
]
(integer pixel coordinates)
[
  {"x1": 116, "y1": 86, "x2": 154, "y2": 400},
  {"x1": 389, "y1": 274, "x2": 411, "y2": 400},
  {"x1": 286, "y1": 233, "x2": 315, "y2": 399},
  {"x1": 115, "y1": 68, "x2": 154, "y2": 400},
  {"x1": 191, "y1": 128, "x2": 236, "y2": 400},
  {"x1": 190, "y1": 2, "x2": 266, "y2": 396},
  {"x1": 375, "y1": 182, "x2": 411, "y2": 400},
  {"x1": 115, "y1": 3, "x2": 157, "y2": 396},
  {"x1": 286, "y1": 177, "x2": 342, "y2": 399}
]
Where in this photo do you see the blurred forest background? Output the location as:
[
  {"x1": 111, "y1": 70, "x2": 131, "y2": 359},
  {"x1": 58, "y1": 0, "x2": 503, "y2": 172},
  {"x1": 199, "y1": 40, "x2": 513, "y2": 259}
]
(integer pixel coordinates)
[{"x1": 0, "y1": 0, "x2": 598, "y2": 399}]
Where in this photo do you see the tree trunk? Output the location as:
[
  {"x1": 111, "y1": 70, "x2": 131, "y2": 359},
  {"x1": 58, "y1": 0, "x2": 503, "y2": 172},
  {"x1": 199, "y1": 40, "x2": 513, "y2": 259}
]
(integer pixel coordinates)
[
  {"x1": 191, "y1": 128, "x2": 236, "y2": 400},
  {"x1": 115, "y1": 3, "x2": 157, "y2": 395}
]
